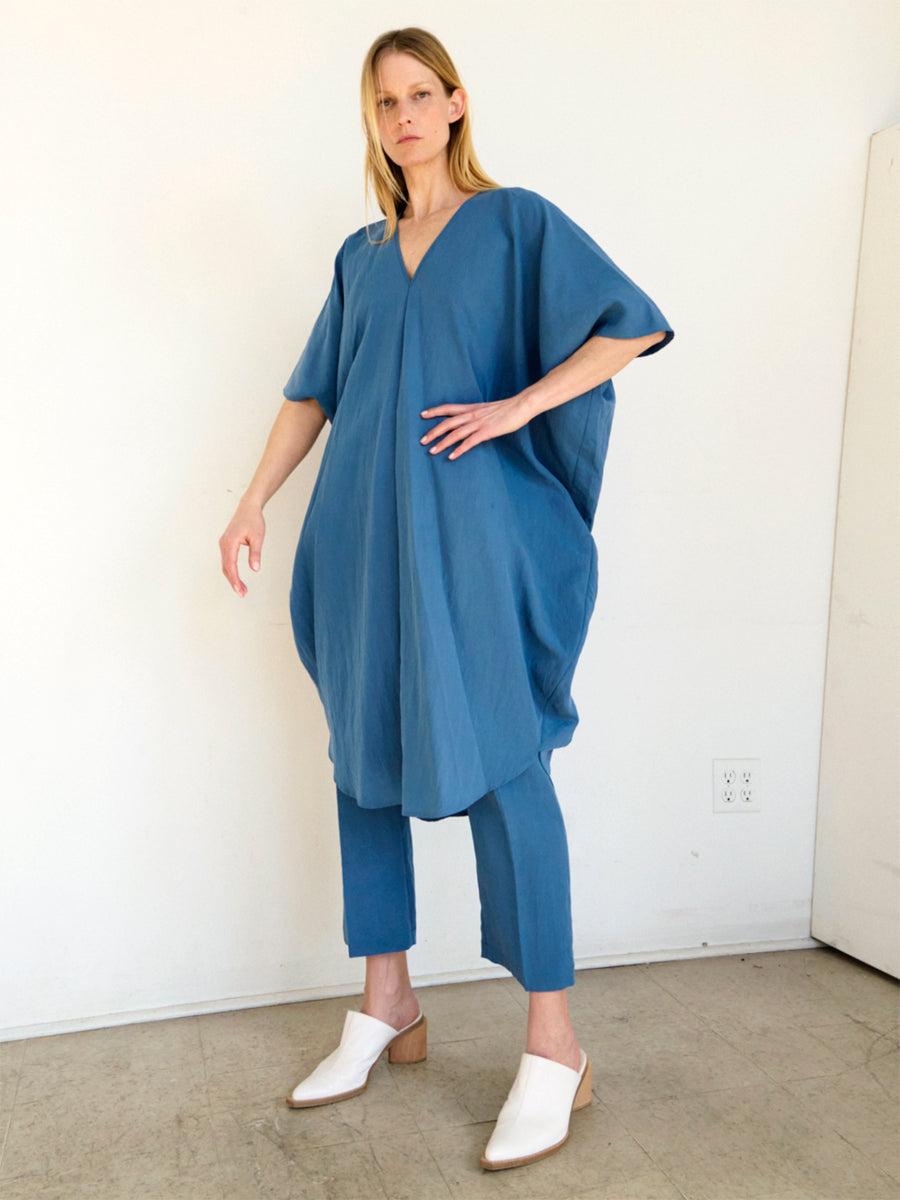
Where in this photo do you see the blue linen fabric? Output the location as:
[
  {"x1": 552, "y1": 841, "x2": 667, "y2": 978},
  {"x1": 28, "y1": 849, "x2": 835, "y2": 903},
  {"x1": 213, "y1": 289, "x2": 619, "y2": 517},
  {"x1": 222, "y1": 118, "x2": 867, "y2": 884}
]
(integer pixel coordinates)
[
  {"x1": 336, "y1": 752, "x2": 575, "y2": 991},
  {"x1": 284, "y1": 187, "x2": 672, "y2": 819}
]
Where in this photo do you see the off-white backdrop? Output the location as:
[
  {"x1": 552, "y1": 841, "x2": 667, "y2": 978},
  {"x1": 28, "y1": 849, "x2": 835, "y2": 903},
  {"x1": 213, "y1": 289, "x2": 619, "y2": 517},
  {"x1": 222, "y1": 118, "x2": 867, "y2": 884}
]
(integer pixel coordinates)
[{"x1": 1, "y1": 0, "x2": 898, "y2": 1038}]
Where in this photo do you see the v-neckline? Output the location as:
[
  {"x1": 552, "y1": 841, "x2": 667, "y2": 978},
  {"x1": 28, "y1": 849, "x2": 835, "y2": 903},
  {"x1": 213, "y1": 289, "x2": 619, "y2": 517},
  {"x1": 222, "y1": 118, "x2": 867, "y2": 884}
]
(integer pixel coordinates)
[{"x1": 394, "y1": 190, "x2": 487, "y2": 283}]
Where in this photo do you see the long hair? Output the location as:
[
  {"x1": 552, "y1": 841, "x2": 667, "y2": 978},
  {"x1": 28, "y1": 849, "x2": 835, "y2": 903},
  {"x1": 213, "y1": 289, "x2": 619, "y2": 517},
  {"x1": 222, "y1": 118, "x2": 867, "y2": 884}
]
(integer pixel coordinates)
[{"x1": 360, "y1": 28, "x2": 499, "y2": 241}]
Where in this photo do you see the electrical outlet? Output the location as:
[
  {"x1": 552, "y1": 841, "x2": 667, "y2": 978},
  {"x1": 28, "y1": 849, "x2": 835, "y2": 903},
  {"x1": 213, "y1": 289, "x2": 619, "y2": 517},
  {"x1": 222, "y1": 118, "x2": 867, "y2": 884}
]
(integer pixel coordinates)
[{"x1": 713, "y1": 759, "x2": 761, "y2": 812}]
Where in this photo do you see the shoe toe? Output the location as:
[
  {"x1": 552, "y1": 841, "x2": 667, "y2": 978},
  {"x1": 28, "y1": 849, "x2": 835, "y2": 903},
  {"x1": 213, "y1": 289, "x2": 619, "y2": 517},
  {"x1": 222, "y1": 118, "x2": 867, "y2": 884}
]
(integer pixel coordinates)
[{"x1": 481, "y1": 1051, "x2": 590, "y2": 1170}]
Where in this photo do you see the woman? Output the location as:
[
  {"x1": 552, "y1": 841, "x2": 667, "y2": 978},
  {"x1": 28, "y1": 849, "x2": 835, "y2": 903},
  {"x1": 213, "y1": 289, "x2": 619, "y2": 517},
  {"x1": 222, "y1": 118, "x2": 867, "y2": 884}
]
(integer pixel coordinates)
[{"x1": 219, "y1": 27, "x2": 672, "y2": 1171}]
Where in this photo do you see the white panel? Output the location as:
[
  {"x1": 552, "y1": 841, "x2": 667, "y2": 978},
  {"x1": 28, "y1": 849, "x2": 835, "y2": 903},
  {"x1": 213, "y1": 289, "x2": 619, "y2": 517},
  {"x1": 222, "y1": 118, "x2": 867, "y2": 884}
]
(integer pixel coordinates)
[{"x1": 812, "y1": 124, "x2": 900, "y2": 978}]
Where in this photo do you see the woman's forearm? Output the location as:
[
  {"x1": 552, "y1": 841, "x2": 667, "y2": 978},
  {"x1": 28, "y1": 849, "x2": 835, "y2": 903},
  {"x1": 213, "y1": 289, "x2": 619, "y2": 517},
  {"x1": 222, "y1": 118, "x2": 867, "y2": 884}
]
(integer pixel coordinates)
[
  {"x1": 220, "y1": 397, "x2": 327, "y2": 596},
  {"x1": 519, "y1": 332, "x2": 667, "y2": 420},
  {"x1": 242, "y1": 398, "x2": 328, "y2": 510},
  {"x1": 419, "y1": 331, "x2": 667, "y2": 459}
]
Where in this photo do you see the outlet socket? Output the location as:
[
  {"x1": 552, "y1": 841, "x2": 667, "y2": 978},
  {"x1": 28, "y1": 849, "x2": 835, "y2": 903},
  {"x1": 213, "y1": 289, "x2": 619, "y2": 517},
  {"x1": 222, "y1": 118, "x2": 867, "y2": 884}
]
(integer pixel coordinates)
[{"x1": 713, "y1": 759, "x2": 761, "y2": 812}]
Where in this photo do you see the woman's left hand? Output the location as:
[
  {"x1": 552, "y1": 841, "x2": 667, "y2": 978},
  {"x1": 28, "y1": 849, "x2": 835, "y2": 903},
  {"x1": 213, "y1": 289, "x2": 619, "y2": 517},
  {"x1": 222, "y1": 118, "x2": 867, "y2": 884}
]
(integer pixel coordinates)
[{"x1": 420, "y1": 394, "x2": 534, "y2": 460}]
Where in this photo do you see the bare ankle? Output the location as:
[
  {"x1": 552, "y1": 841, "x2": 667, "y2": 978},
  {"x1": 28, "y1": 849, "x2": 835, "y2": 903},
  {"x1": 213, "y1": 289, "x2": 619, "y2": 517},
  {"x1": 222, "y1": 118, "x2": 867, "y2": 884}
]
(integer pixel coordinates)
[
  {"x1": 525, "y1": 988, "x2": 581, "y2": 1071},
  {"x1": 525, "y1": 1029, "x2": 581, "y2": 1071},
  {"x1": 360, "y1": 990, "x2": 419, "y2": 1030},
  {"x1": 361, "y1": 952, "x2": 419, "y2": 1030}
]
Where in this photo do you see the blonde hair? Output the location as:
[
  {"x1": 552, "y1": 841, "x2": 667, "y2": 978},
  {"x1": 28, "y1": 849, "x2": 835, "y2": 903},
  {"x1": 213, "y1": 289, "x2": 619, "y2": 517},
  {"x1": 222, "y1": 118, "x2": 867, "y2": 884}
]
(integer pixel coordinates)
[{"x1": 360, "y1": 28, "x2": 499, "y2": 241}]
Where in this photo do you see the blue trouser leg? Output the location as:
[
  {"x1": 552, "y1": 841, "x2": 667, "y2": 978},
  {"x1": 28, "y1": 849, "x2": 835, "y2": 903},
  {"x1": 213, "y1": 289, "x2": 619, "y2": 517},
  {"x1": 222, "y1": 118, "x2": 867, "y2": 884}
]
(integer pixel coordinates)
[
  {"x1": 335, "y1": 754, "x2": 574, "y2": 991},
  {"x1": 468, "y1": 753, "x2": 575, "y2": 992},
  {"x1": 336, "y1": 788, "x2": 416, "y2": 956}
]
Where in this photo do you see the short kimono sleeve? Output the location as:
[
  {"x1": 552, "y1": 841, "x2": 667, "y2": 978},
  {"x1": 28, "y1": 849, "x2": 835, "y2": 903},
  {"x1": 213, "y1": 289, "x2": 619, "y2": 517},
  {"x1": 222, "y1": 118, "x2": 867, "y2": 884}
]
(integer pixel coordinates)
[
  {"x1": 532, "y1": 195, "x2": 673, "y2": 370},
  {"x1": 517, "y1": 192, "x2": 673, "y2": 527},
  {"x1": 283, "y1": 243, "x2": 345, "y2": 422}
]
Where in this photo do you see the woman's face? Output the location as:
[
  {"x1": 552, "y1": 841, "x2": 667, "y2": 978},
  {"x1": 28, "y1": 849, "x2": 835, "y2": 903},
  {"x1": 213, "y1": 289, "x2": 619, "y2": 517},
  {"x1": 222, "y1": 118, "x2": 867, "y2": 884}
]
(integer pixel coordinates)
[{"x1": 374, "y1": 52, "x2": 465, "y2": 172}]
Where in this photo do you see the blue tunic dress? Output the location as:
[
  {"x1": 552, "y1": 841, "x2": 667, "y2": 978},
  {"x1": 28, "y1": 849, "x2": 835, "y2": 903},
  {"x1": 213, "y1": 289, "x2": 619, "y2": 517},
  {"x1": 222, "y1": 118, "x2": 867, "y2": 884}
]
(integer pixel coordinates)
[{"x1": 284, "y1": 187, "x2": 672, "y2": 820}]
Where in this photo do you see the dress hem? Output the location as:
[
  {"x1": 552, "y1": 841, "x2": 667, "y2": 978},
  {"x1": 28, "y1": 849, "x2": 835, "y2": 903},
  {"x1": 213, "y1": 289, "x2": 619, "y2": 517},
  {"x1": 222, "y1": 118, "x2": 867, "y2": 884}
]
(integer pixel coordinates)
[{"x1": 331, "y1": 731, "x2": 575, "y2": 822}]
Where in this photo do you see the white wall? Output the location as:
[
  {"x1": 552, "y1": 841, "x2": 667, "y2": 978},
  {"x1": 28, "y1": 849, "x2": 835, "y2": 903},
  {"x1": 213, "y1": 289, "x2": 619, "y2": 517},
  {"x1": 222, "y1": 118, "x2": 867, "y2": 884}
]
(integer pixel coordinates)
[{"x1": 2, "y1": 0, "x2": 898, "y2": 1038}]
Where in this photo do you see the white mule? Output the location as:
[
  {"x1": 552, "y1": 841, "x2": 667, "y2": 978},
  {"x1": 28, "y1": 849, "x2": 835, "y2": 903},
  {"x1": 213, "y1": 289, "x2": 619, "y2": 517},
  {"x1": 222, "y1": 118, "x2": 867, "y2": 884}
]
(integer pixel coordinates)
[
  {"x1": 286, "y1": 1010, "x2": 427, "y2": 1108},
  {"x1": 480, "y1": 1050, "x2": 592, "y2": 1170}
]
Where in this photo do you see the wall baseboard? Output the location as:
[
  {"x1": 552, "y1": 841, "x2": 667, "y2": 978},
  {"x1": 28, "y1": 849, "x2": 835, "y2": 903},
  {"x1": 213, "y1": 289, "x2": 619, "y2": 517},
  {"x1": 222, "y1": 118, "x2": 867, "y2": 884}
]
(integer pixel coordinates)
[{"x1": 0, "y1": 937, "x2": 822, "y2": 1043}]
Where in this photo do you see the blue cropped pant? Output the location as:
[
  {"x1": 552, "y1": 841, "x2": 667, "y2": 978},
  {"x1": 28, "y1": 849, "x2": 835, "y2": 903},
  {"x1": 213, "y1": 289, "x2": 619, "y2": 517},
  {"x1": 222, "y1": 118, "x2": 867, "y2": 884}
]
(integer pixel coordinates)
[{"x1": 335, "y1": 754, "x2": 575, "y2": 992}]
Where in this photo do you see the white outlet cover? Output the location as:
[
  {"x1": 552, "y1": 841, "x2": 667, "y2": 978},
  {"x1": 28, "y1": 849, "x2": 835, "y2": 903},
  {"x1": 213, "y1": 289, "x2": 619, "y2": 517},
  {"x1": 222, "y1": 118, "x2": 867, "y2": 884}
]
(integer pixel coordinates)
[{"x1": 713, "y1": 759, "x2": 761, "y2": 812}]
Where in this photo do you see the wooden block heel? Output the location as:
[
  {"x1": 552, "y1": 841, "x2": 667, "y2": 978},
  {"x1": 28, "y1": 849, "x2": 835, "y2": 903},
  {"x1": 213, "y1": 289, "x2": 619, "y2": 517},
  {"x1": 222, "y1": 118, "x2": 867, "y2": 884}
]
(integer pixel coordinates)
[
  {"x1": 573, "y1": 1056, "x2": 592, "y2": 1109},
  {"x1": 387, "y1": 1014, "x2": 427, "y2": 1063}
]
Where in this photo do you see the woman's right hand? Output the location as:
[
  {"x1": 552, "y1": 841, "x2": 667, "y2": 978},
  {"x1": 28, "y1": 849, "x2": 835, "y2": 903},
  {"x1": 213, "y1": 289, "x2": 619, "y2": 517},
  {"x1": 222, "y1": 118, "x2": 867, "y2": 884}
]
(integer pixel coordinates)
[
  {"x1": 219, "y1": 500, "x2": 266, "y2": 597},
  {"x1": 218, "y1": 398, "x2": 327, "y2": 597}
]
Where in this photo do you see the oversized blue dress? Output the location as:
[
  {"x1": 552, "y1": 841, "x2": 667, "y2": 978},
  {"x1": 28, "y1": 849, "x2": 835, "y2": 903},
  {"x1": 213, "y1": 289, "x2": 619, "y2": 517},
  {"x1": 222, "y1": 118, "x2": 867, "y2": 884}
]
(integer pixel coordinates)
[{"x1": 284, "y1": 187, "x2": 672, "y2": 820}]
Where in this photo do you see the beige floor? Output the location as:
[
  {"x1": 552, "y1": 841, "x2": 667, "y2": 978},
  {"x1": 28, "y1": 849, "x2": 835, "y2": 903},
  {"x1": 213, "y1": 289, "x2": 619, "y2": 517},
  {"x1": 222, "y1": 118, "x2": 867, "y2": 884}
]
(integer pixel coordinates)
[{"x1": 0, "y1": 948, "x2": 897, "y2": 1200}]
